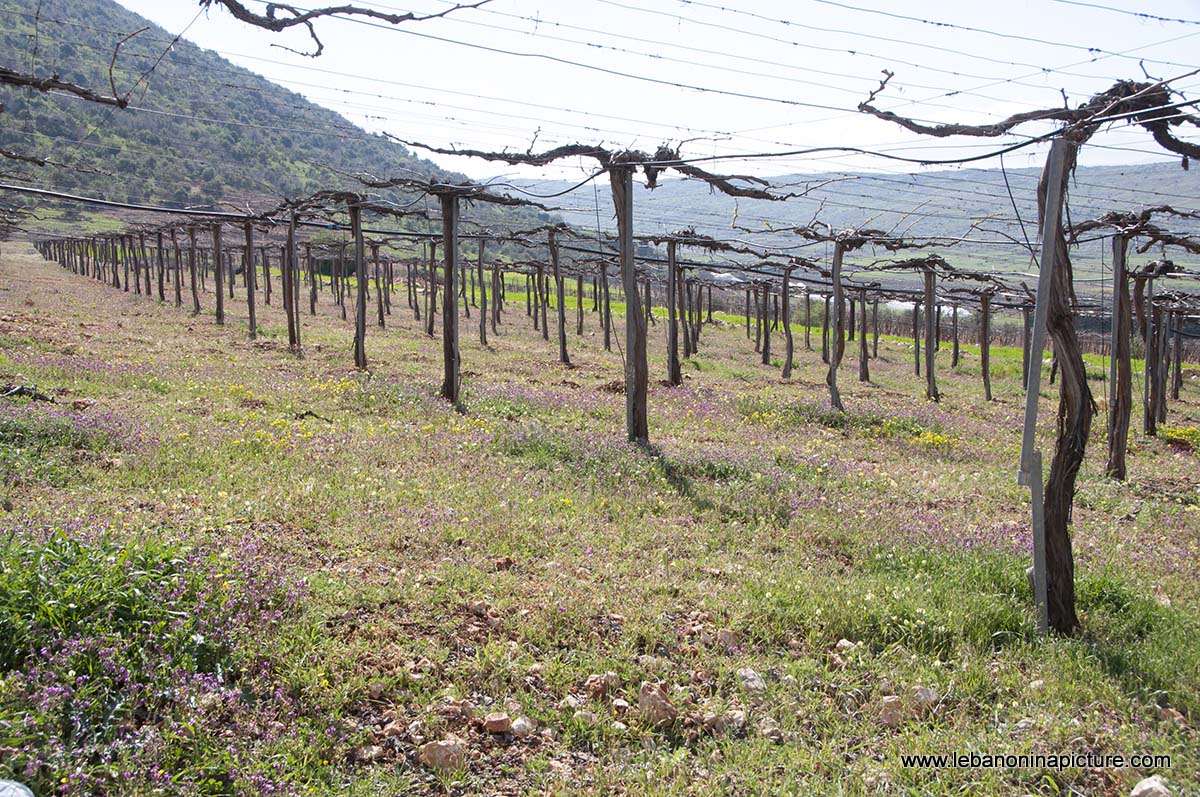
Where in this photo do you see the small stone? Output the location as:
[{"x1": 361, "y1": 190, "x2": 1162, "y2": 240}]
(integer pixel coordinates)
[
  {"x1": 585, "y1": 672, "x2": 620, "y2": 699},
  {"x1": 1156, "y1": 705, "x2": 1186, "y2": 726},
  {"x1": 417, "y1": 736, "x2": 465, "y2": 773},
  {"x1": 1029, "y1": 679, "x2": 1045, "y2": 692},
  {"x1": 493, "y1": 556, "x2": 515, "y2": 571},
  {"x1": 612, "y1": 698, "x2": 630, "y2": 714},
  {"x1": 912, "y1": 686, "x2": 938, "y2": 714},
  {"x1": 611, "y1": 721, "x2": 627, "y2": 732},
  {"x1": 723, "y1": 709, "x2": 747, "y2": 731},
  {"x1": 879, "y1": 695, "x2": 904, "y2": 728},
  {"x1": 1014, "y1": 717, "x2": 1034, "y2": 733},
  {"x1": 366, "y1": 680, "x2": 387, "y2": 700},
  {"x1": 737, "y1": 667, "x2": 766, "y2": 692},
  {"x1": 354, "y1": 744, "x2": 385, "y2": 763},
  {"x1": 1131, "y1": 775, "x2": 1172, "y2": 797},
  {"x1": 511, "y1": 716, "x2": 537, "y2": 738},
  {"x1": 638, "y1": 682, "x2": 678, "y2": 728},
  {"x1": 573, "y1": 709, "x2": 598, "y2": 724},
  {"x1": 380, "y1": 720, "x2": 406, "y2": 738},
  {"x1": 71, "y1": 398, "x2": 95, "y2": 411},
  {"x1": 716, "y1": 629, "x2": 740, "y2": 648},
  {"x1": 758, "y1": 717, "x2": 785, "y2": 743},
  {"x1": 878, "y1": 678, "x2": 895, "y2": 696},
  {"x1": 702, "y1": 712, "x2": 725, "y2": 734},
  {"x1": 482, "y1": 712, "x2": 512, "y2": 733},
  {"x1": 835, "y1": 639, "x2": 856, "y2": 653},
  {"x1": 559, "y1": 693, "x2": 585, "y2": 710},
  {"x1": 0, "y1": 781, "x2": 35, "y2": 797},
  {"x1": 829, "y1": 653, "x2": 847, "y2": 670}
]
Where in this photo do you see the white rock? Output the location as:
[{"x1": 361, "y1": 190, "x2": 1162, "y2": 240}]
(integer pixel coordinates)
[
  {"x1": 511, "y1": 716, "x2": 537, "y2": 738},
  {"x1": 1131, "y1": 775, "x2": 1172, "y2": 797},
  {"x1": 835, "y1": 639, "x2": 856, "y2": 653},
  {"x1": 417, "y1": 736, "x2": 466, "y2": 772},
  {"x1": 879, "y1": 695, "x2": 904, "y2": 728},
  {"x1": 716, "y1": 629, "x2": 740, "y2": 648},
  {"x1": 482, "y1": 712, "x2": 512, "y2": 733},
  {"x1": 1029, "y1": 679, "x2": 1045, "y2": 691},
  {"x1": 638, "y1": 681, "x2": 678, "y2": 728},
  {"x1": 573, "y1": 709, "x2": 599, "y2": 724},
  {"x1": 723, "y1": 709, "x2": 747, "y2": 730},
  {"x1": 912, "y1": 686, "x2": 938, "y2": 713},
  {"x1": 0, "y1": 784, "x2": 35, "y2": 797},
  {"x1": 758, "y1": 717, "x2": 785, "y2": 743},
  {"x1": 611, "y1": 721, "x2": 627, "y2": 732},
  {"x1": 737, "y1": 667, "x2": 767, "y2": 692}
]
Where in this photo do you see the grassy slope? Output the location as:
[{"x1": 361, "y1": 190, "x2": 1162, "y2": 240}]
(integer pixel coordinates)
[{"x1": 1, "y1": 245, "x2": 1198, "y2": 796}]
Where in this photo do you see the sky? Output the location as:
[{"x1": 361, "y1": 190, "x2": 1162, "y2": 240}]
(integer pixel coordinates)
[{"x1": 113, "y1": 0, "x2": 1200, "y2": 188}]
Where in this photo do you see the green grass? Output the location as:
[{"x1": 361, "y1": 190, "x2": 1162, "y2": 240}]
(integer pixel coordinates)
[{"x1": 1, "y1": 246, "x2": 1197, "y2": 796}]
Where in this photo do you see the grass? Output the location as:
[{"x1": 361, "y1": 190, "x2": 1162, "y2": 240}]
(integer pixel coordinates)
[{"x1": 0, "y1": 244, "x2": 1197, "y2": 796}]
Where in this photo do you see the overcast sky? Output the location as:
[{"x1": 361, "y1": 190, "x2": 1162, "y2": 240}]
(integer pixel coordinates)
[{"x1": 115, "y1": 0, "x2": 1200, "y2": 186}]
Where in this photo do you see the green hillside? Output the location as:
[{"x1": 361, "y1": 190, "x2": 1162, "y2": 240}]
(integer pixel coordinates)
[{"x1": 0, "y1": 0, "x2": 552, "y2": 233}]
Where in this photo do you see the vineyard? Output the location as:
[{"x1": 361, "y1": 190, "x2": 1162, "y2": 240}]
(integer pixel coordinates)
[{"x1": 1, "y1": 0, "x2": 1200, "y2": 795}]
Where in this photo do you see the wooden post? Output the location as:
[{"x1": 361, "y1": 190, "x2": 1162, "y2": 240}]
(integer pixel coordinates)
[
  {"x1": 351, "y1": 205, "x2": 368, "y2": 370},
  {"x1": 491, "y1": 261, "x2": 501, "y2": 334},
  {"x1": 156, "y1": 232, "x2": 166, "y2": 302},
  {"x1": 980, "y1": 295, "x2": 993, "y2": 401},
  {"x1": 804, "y1": 290, "x2": 812, "y2": 351},
  {"x1": 439, "y1": 194, "x2": 461, "y2": 404},
  {"x1": 1020, "y1": 137, "x2": 1076, "y2": 635},
  {"x1": 602, "y1": 259, "x2": 613, "y2": 352},
  {"x1": 924, "y1": 270, "x2": 939, "y2": 401},
  {"x1": 243, "y1": 223, "x2": 257, "y2": 340},
  {"x1": 550, "y1": 231, "x2": 569, "y2": 366},
  {"x1": 761, "y1": 287, "x2": 772, "y2": 366},
  {"x1": 666, "y1": 240, "x2": 682, "y2": 385},
  {"x1": 827, "y1": 241, "x2": 846, "y2": 411},
  {"x1": 610, "y1": 165, "x2": 648, "y2": 442},
  {"x1": 1144, "y1": 278, "x2": 1156, "y2": 436},
  {"x1": 821, "y1": 296, "x2": 830, "y2": 364},
  {"x1": 951, "y1": 305, "x2": 960, "y2": 367},
  {"x1": 858, "y1": 288, "x2": 869, "y2": 383},
  {"x1": 372, "y1": 244, "x2": 384, "y2": 328},
  {"x1": 262, "y1": 244, "x2": 272, "y2": 306},
  {"x1": 171, "y1": 229, "x2": 182, "y2": 307},
  {"x1": 575, "y1": 274, "x2": 584, "y2": 335},
  {"x1": 1172, "y1": 310, "x2": 1183, "y2": 401},
  {"x1": 282, "y1": 219, "x2": 298, "y2": 353},
  {"x1": 212, "y1": 224, "x2": 225, "y2": 325},
  {"x1": 426, "y1": 241, "x2": 438, "y2": 338},
  {"x1": 782, "y1": 268, "x2": 794, "y2": 379},
  {"x1": 1021, "y1": 305, "x2": 1033, "y2": 387},
  {"x1": 477, "y1": 239, "x2": 488, "y2": 346},
  {"x1": 872, "y1": 299, "x2": 879, "y2": 358},
  {"x1": 680, "y1": 267, "x2": 693, "y2": 359},
  {"x1": 912, "y1": 302, "x2": 921, "y2": 377},
  {"x1": 188, "y1": 227, "x2": 200, "y2": 315},
  {"x1": 754, "y1": 286, "x2": 762, "y2": 353},
  {"x1": 1107, "y1": 234, "x2": 1131, "y2": 479},
  {"x1": 744, "y1": 289, "x2": 751, "y2": 339}
]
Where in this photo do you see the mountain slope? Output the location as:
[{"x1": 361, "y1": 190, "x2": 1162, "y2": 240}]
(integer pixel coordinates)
[{"x1": 0, "y1": 0, "x2": 553, "y2": 233}]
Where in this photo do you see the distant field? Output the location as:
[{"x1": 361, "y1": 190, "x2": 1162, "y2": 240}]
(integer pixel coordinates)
[{"x1": 1, "y1": 244, "x2": 1197, "y2": 796}]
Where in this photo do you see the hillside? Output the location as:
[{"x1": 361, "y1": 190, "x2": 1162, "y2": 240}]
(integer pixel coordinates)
[
  {"x1": 0, "y1": 0, "x2": 552, "y2": 233},
  {"x1": 518, "y1": 161, "x2": 1200, "y2": 290}
]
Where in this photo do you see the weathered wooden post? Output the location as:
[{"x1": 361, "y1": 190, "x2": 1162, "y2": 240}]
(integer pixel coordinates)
[
  {"x1": 761, "y1": 286, "x2": 772, "y2": 366},
  {"x1": 804, "y1": 290, "x2": 812, "y2": 351},
  {"x1": 924, "y1": 269, "x2": 939, "y2": 401},
  {"x1": 372, "y1": 244, "x2": 385, "y2": 328},
  {"x1": 1107, "y1": 234, "x2": 1132, "y2": 479},
  {"x1": 550, "y1": 230, "x2": 570, "y2": 366},
  {"x1": 243, "y1": 223, "x2": 257, "y2": 340},
  {"x1": 439, "y1": 193, "x2": 461, "y2": 405},
  {"x1": 1172, "y1": 310, "x2": 1183, "y2": 401},
  {"x1": 782, "y1": 268, "x2": 795, "y2": 379},
  {"x1": 262, "y1": 244, "x2": 272, "y2": 306},
  {"x1": 171, "y1": 229, "x2": 182, "y2": 307},
  {"x1": 858, "y1": 288, "x2": 869, "y2": 383},
  {"x1": 188, "y1": 227, "x2": 200, "y2": 315},
  {"x1": 610, "y1": 164, "x2": 648, "y2": 443},
  {"x1": 827, "y1": 242, "x2": 846, "y2": 411},
  {"x1": 821, "y1": 296, "x2": 830, "y2": 364},
  {"x1": 872, "y1": 299, "x2": 879, "y2": 358},
  {"x1": 156, "y1": 231, "x2": 166, "y2": 302},
  {"x1": 980, "y1": 294, "x2": 993, "y2": 401},
  {"x1": 912, "y1": 302, "x2": 921, "y2": 377},
  {"x1": 426, "y1": 241, "x2": 438, "y2": 337},
  {"x1": 477, "y1": 239, "x2": 488, "y2": 346},
  {"x1": 601, "y1": 258, "x2": 612, "y2": 352},
  {"x1": 351, "y1": 205, "x2": 368, "y2": 369},
  {"x1": 666, "y1": 240, "x2": 682, "y2": 385},
  {"x1": 212, "y1": 224, "x2": 225, "y2": 325},
  {"x1": 950, "y1": 305, "x2": 960, "y2": 366},
  {"x1": 575, "y1": 274, "x2": 584, "y2": 335}
]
